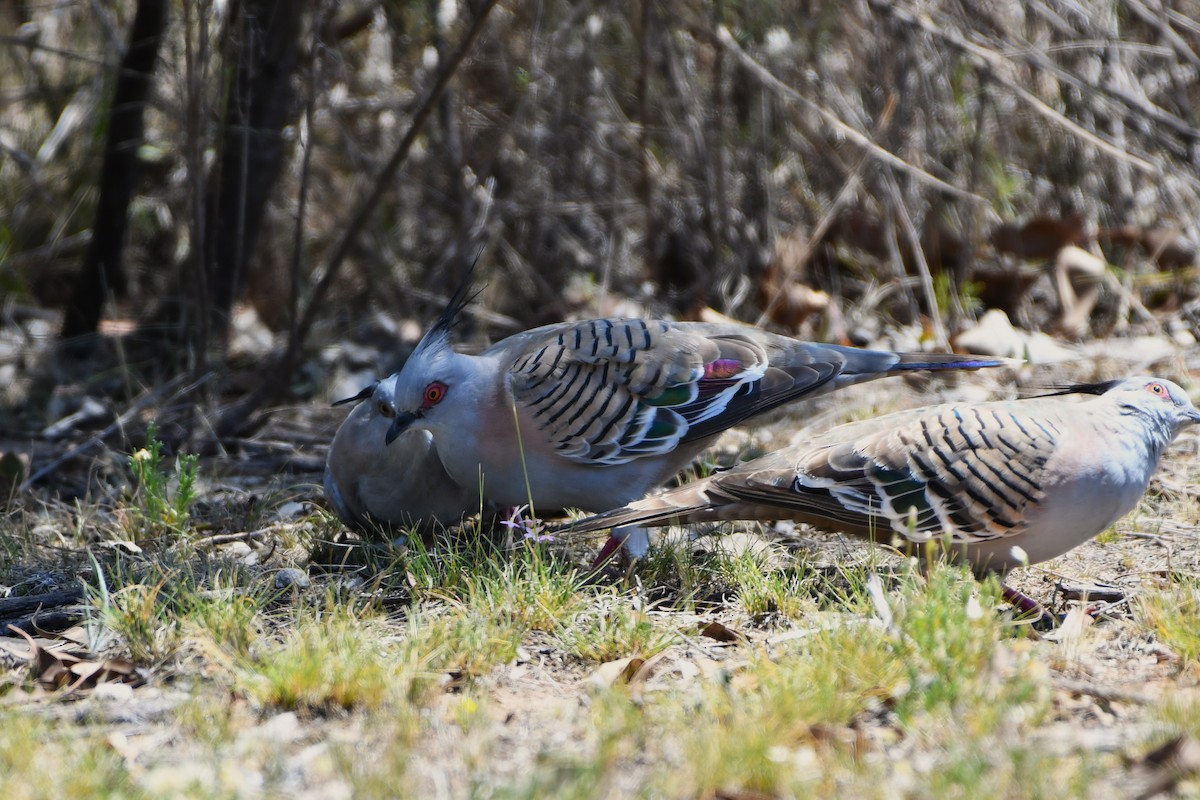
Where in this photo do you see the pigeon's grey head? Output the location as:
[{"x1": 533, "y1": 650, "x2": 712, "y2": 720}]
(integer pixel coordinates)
[
  {"x1": 384, "y1": 276, "x2": 478, "y2": 445},
  {"x1": 1102, "y1": 376, "x2": 1200, "y2": 431}
]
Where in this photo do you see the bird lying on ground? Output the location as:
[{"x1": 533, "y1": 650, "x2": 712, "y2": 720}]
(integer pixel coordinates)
[
  {"x1": 555, "y1": 376, "x2": 1200, "y2": 614},
  {"x1": 325, "y1": 374, "x2": 484, "y2": 535},
  {"x1": 370, "y1": 278, "x2": 1007, "y2": 555}
]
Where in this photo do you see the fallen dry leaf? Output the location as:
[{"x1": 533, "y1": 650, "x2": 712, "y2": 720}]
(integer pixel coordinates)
[
  {"x1": 698, "y1": 620, "x2": 744, "y2": 644},
  {"x1": 6, "y1": 625, "x2": 147, "y2": 695},
  {"x1": 1128, "y1": 735, "x2": 1200, "y2": 800},
  {"x1": 588, "y1": 656, "x2": 645, "y2": 689},
  {"x1": 627, "y1": 650, "x2": 671, "y2": 685}
]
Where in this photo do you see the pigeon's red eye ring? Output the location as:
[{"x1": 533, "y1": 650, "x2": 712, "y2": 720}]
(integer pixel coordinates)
[
  {"x1": 1146, "y1": 382, "x2": 1168, "y2": 397},
  {"x1": 422, "y1": 382, "x2": 447, "y2": 408}
]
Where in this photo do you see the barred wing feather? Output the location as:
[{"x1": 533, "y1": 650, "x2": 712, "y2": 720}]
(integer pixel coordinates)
[{"x1": 720, "y1": 406, "x2": 1057, "y2": 545}]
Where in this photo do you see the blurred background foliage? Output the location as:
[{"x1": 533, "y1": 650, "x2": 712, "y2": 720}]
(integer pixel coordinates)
[{"x1": 1, "y1": 0, "x2": 1199, "y2": 437}]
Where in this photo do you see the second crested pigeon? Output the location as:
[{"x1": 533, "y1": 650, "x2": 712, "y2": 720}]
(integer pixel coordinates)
[
  {"x1": 379, "y1": 282, "x2": 1007, "y2": 555},
  {"x1": 325, "y1": 375, "x2": 482, "y2": 534},
  {"x1": 558, "y1": 376, "x2": 1200, "y2": 610}
]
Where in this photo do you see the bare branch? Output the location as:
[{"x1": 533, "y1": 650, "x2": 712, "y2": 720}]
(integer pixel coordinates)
[
  {"x1": 215, "y1": 0, "x2": 502, "y2": 436},
  {"x1": 712, "y1": 25, "x2": 989, "y2": 206}
]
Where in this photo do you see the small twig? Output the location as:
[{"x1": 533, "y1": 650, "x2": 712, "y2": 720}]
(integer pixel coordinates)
[
  {"x1": 0, "y1": 231, "x2": 92, "y2": 268},
  {"x1": 1122, "y1": 0, "x2": 1200, "y2": 70},
  {"x1": 1101, "y1": 270, "x2": 1165, "y2": 335},
  {"x1": 753, "y1": 152, "x2": 867, "y2": 329},
  {"x1": 1016, "y1": 4, "x2": 1200, "y2": 144},
  {"x1": 1050, "y1": 676, "x2": 1155, "y2": 706},
  {"x1": 0, "y1": 35, "x2": 110, "y2": 66},
  {"x1": 1054, "y1": 582, "x2": 1126, "y2": 604},
  {"x1": 883, "y1": 172, "x2": 948, "y2": 350},
  {"x1": 1, "y1": 610, "x2": 86, "y2": 638},
  {"x1": 0, "y1": 589, "x2": 84, "y2": 617},
  {"x1": 194, "y1": 528, "x2": 270, "y2": 548},
  {"x1": 20, "y1": 373, "x2": 212, "y2": 491},
  {"x1": 289, "y1": 1, "x2": 332, "y2": 352},
  {"x1": 872, "y1": 0, "x2": 1178, "y2": 185},
  {"x1": 753, "y1": 92, "x2": 905, "y2": 330},
  {"x1": 403, "y1": 284, "x2": 525, "y2": 333}
]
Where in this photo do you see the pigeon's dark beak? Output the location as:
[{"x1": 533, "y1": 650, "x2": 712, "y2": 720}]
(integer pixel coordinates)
[{"x1": 385, "y1": 410, "x2": 420, "y2": 445}]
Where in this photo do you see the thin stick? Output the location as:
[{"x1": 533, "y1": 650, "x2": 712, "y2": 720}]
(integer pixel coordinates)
[
  {"x1": 712, "y1": 25, "x2": 988, "y2": 206},
  {"x1": 883, "y1": 173, "x2": 949, "y2": 350},
  {"x1": 274, "y1": 0, "x2": 499, "y2": 386},
  {"x1": 753, "y1": 94, "x2": 898, "y2": 329},
  {"x1": 21, "y1": 373, "x2": 211, "y2": 491},
  {"x1": 0, "y1": 589, "x2": 84, "y2": 616},
  {"x1": 872, "y1": 0, "x2": 1177, "y2": 184},
  {"x1": 195, "y1": 528, "x2": 269, "y2": 547},
  {"x1": 1050, "y1": 676, "x2": 1155, "y2": 706}
]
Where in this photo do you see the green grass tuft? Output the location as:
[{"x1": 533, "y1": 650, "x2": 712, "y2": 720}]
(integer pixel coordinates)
[
  {"x1": 243, "y1": 601, "x2": 405, "y2": 713},
  {"x1": 0, "y1": 712, "x2": 145, "y2": 799},
  {"x1": 556, "y1": 592, "x2": 676, "y2": 663},
  {"x1": 1135, "y1": 577, "x2": 1200, "y2": 668}
]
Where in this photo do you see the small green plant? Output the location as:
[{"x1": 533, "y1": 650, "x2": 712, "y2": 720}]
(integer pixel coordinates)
[
  {"x1": 103, "y1": 578, "x2": 181, "y2": 664},
  {"x1": 891, "y1": 565, "x2": 1014, "y2": 717},
  {"x1": 557, "y1": 593, "x2": 675, "y2": 663},
  {"x1": 128, "y1": 422, "x2": 199, "y2": 537},
  {"x1": 1136, "y1": 577, "x2": 1200, "y2": 668},
  {"x1": 402, "y1": 526, "x2": 508, "y2": 599},
  {"x1": 0, "y1": 711, "x2": 144, "y2": 798},
  {"x1": 178, "y1": 584, "x2": 265, "y2": 660},
  {"x1": 1149, "y1": 695, "x2": 1200, "y2": 744},
  {"x1": 932, "y1": 271, "x2": 984, "y2": 318},
  {"x1": 407, "y1": 603, "x2": 526, "y2": 679},
  {"x1": 721, "y1": 552, "x2": 816, "y2": 622},
  {"x1": 460, "y1": 550, "x2": 585, "y2": 632},
  {"x1": 647, "y1": 619, "x2": 904, "y2": 799},
  {"x1": 623, "y1": 534, "x2": 715, "y2": 606},
  {"x1": 244, "y1": 601, "x2": 402, "y2": 713},
  {"x1": 84, "y1": 551, "x2": 264, "y2": 665}
]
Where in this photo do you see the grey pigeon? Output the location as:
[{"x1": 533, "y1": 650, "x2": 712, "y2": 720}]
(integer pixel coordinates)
[
  {"x1": 325, "y1": 375, "x2": 482, "y2": 534},
  {"x1": 378, "y1": 282, "x2": 1006, "y2": 554},
  {"x1": 559, "y1": 376, "x2": 1200, "y2": 610}
]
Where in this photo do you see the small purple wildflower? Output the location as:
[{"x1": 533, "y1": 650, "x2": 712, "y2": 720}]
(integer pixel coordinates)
[{"x1": 501, "y1": 505, "x2": 554, "y2": 544}]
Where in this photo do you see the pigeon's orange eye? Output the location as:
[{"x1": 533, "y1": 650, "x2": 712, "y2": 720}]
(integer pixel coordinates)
[
  {"x1": 378, "y1": 401, "x2": 396, "y2": 418},
  {"x1": 1146, "y1": 382, "x2": 1168, "y2": 397},
  {"x1": 422, "y1": 382, "x2": 447, "y2": 407}
]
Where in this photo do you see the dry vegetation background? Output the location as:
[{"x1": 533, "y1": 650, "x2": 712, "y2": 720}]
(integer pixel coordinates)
[{"x1": 2, "y1": 0, "x2": 1200, "y2": 798}]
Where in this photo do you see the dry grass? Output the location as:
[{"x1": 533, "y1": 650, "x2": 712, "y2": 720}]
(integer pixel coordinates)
[{"x1": 1, "y1": 367, "x2": 1199, "y2": 799}]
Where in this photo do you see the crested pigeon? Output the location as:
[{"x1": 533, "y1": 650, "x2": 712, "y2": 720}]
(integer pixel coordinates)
[
  {"x1": 379, "y1": 283, "x2": 1007, "y2": 555},
  {"x1": 325, "y1": 375, "x2": 482, "y2": 534},
  {"x1": 558, "y1": 376, "x2": 1200, "y2": 608}
]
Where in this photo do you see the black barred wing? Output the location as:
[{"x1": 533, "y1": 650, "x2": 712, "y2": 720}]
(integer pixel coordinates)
[
  {"x1": 722, "y1": 405, "x2": 1057, "y2": 544},
  {"x1": 507, "y1": 319, "x2": 772, "y2": 465}
]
